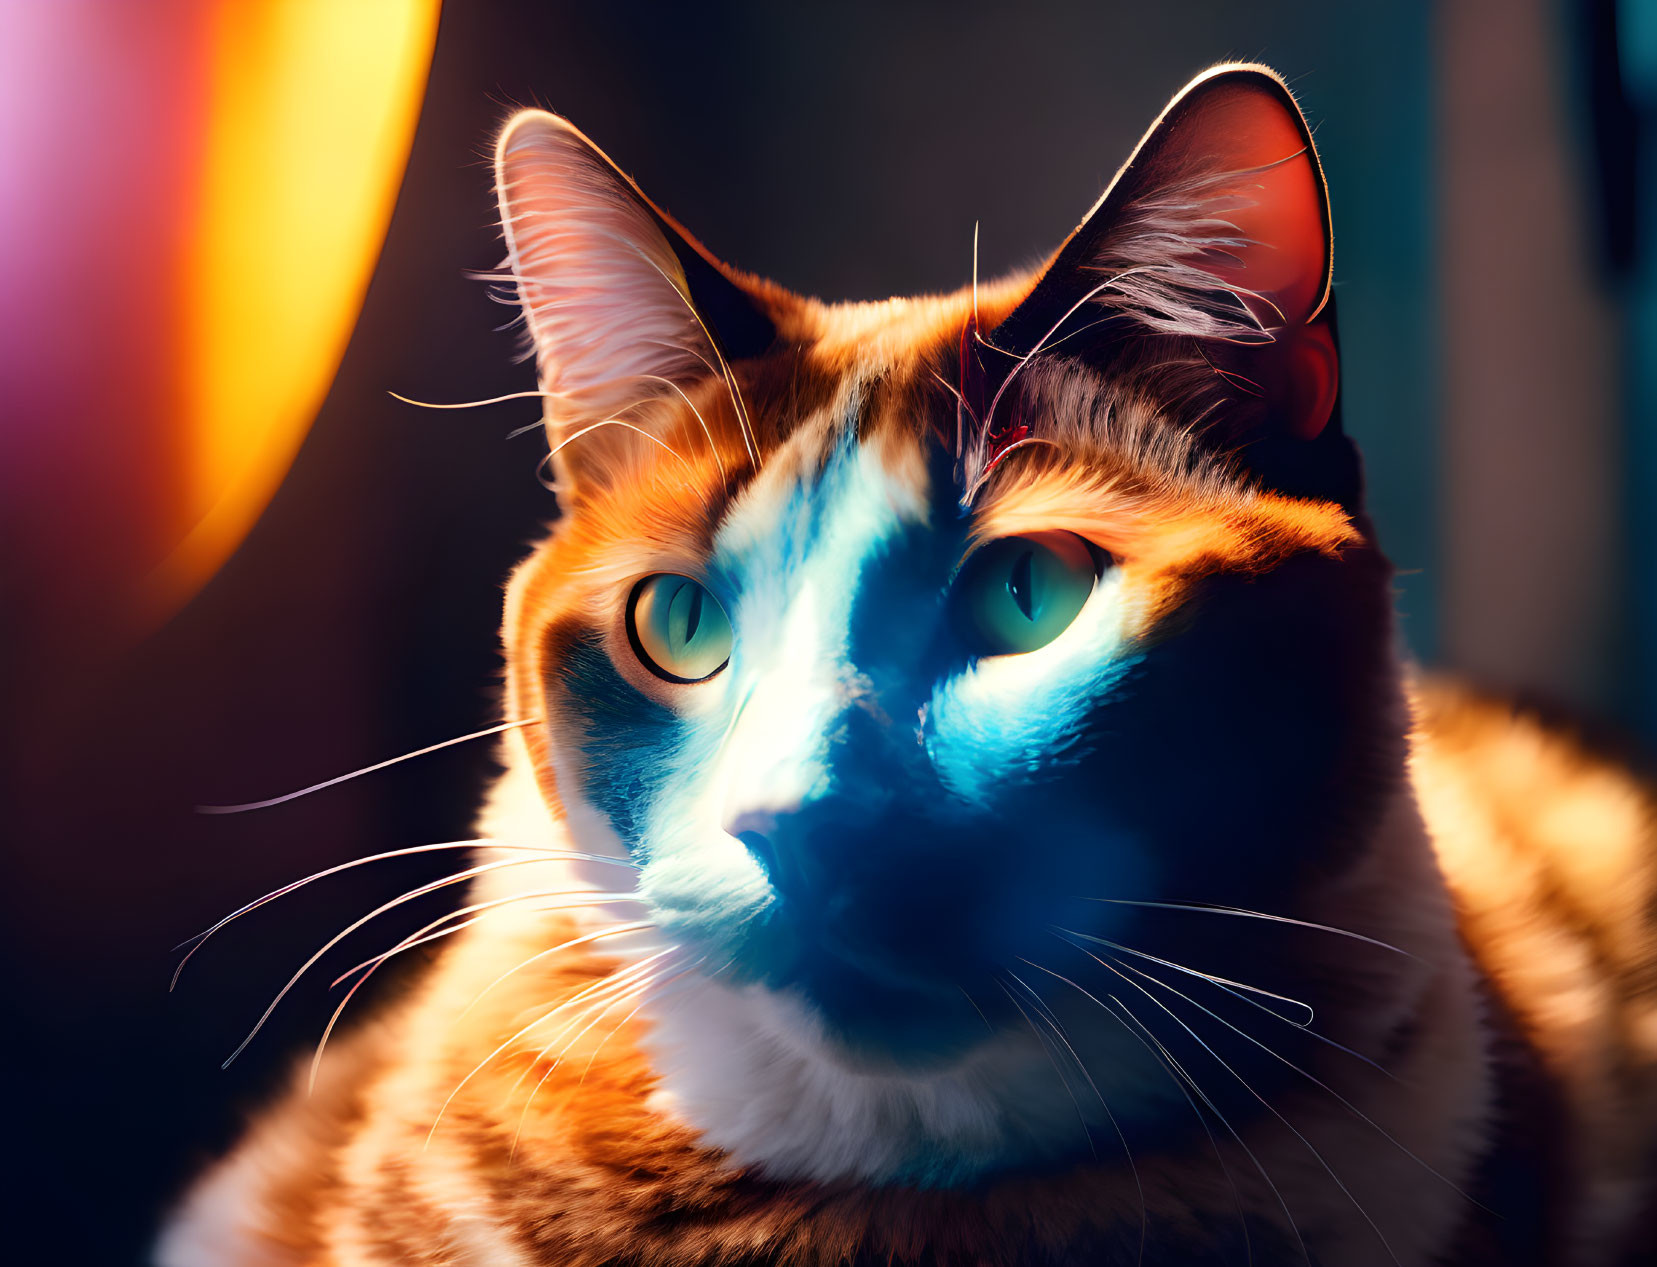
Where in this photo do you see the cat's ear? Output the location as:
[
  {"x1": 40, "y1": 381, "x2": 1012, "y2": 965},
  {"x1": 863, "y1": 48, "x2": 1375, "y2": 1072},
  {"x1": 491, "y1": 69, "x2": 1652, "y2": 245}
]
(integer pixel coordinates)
[
  {"x1": 990, "y1": 65, "x2": 1351, "y2": 504},
  {"x1": 494, "y1": 110, "x2": 776, "y2": 498}
]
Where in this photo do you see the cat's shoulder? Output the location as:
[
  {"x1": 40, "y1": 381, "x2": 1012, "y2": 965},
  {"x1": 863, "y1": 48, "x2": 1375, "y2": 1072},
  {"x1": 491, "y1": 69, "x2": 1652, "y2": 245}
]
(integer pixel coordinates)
[
  {"x1": 1410, "y1": 673, "x2": 1657, "y2": 953},
  {"x1": 1410, "y1": 674, "x2": 1657, "y2": 1259},
  {"x1": 153, "y1": 1023, "x2": 390, "y2": 1267}
]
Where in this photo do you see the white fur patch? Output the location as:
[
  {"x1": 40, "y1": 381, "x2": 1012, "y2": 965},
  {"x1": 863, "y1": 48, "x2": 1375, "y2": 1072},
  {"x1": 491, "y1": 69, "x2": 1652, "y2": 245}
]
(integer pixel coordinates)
[
  {"x1": 477, "y1": 738, "x2": 1091, "y2": 1189},
  {"x1": 637, "y1": 972, "x2": 1089, "y2": 1185}
]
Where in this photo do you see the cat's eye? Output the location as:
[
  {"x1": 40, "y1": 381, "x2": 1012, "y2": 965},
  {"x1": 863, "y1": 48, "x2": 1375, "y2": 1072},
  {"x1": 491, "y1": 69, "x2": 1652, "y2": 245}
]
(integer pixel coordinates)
[
  {"x1": 953, "y1": 532, "x2": 1099, "y2": 656},
  {"x1": 626, "y1": 574, "x2": 734, "y2": 683}
]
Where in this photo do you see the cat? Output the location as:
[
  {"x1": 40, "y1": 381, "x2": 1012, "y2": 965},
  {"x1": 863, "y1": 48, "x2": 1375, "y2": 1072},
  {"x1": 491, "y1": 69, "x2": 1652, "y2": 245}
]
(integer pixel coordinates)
[{"x1": 158, "y1": 64, "x2": 1657, "y2": 1266}]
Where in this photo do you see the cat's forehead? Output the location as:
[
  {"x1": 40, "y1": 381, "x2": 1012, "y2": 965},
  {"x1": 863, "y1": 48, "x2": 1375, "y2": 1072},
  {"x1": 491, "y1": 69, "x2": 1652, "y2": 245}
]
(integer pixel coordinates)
[
  {"x1": 713, "y1": 410, "x2": 935, "y2": 587},
  {"x1": 790, "y1": 279, "x2": 1028, "y2": 373},
  {"x1": 522, "y1": 352, "x2": 1355, "y2": 623}
]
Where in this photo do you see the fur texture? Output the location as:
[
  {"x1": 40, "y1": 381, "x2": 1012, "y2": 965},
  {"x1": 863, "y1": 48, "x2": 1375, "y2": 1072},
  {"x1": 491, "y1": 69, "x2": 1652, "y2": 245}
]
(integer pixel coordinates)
[{"x1": 160, "y1": 65, "x2": 1657, "y2": 1266}]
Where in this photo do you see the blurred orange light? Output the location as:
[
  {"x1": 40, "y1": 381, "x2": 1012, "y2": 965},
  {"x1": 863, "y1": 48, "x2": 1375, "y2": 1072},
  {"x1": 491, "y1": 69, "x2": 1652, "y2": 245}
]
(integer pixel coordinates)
[{"x1": 160, "y1": 0, "x2": 440, "y2": 613}]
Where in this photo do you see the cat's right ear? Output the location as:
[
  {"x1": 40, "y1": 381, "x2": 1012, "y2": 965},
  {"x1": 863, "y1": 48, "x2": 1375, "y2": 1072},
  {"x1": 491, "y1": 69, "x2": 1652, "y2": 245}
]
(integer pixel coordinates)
[{"x1": 494, "y1": 110, "x2": 776, "y2": 499}]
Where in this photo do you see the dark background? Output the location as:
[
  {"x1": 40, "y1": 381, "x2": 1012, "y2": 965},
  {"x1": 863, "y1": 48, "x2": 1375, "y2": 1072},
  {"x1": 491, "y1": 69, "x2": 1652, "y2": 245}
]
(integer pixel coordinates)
[{"x1": 5, "y1": 2, "x2": 1655, "y2": 1261}]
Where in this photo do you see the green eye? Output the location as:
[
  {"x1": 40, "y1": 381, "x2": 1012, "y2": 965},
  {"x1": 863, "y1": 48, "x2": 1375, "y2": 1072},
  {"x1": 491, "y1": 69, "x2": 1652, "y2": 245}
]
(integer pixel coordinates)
[
  {"x1": 954, "y1": 532, "x2": 1099, "y2": 656},
  {"x1": 627, "y1": 574, "x2": 733, "y2": 683}
]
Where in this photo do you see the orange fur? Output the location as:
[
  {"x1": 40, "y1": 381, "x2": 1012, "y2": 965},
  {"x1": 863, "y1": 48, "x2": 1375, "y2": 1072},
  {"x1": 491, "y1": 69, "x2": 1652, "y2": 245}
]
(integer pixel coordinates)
[
  {"x1": 160, "y1": 283, "x2": 1657, "y2": 1265},
  {"x1": 159, "y1": 64, "x2": 1657, "y2": 1267}
]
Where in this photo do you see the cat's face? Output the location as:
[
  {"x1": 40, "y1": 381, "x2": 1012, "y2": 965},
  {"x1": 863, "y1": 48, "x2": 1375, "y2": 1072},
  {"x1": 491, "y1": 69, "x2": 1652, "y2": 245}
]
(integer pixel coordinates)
[{"x1": 497, "y1": 67, "x2": 1399, "y2": 1080}]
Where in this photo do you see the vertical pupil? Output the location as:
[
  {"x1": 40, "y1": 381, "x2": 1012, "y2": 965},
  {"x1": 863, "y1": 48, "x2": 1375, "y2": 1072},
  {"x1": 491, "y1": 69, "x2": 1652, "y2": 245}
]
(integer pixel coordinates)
[
  {"x1": 663, "y1": 580, "x2": 705, "y2": 651},
  {"x1": 681, "y1": 583, "x2": 703, "y2": 644},
  {"x1": 1008, "y1": 548, "x2": 1036, "y2": 620}
]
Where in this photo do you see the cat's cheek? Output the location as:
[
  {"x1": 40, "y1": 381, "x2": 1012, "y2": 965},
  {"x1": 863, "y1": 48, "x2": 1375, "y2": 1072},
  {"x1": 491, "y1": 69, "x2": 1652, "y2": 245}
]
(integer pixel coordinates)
[{"x1": 632, "y1": 788, "x2": 782, "y2": 970}]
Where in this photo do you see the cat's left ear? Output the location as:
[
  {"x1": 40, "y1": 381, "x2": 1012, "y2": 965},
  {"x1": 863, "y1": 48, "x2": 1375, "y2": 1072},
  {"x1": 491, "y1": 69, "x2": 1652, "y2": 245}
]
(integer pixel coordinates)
[
  {"x1": 494, "y1": 110, "x2": 777, "y2": 500},
  {"x1": 991, "y1": 65, "x2": 1351, "y2": 505}
]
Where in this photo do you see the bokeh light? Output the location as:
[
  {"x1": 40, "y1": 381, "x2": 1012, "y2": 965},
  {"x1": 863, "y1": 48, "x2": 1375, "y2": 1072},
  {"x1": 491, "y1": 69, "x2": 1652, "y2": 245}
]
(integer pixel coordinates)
[
  {"x1": 1, "y1": 0, "x2": 440, "y2": 649},
  {"x1": 171, "y1": 0, "x2": 440, "y2": 613}
]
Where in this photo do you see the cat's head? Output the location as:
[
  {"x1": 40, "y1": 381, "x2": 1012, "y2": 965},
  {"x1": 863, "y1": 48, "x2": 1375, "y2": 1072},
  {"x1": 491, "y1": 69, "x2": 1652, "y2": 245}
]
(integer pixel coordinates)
[{"x1": 494, "y1": 66, "x2": 1402, "y2": 1112}]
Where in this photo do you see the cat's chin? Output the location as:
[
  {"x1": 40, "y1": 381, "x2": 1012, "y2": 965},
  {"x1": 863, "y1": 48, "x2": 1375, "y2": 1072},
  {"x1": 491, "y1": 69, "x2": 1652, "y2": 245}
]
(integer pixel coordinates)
[
  {"x1": 637, "y1": 968, "x2": 1102, "y2": 1187},
  {"x1": 693, "y1": 911, "x2": 998, "y2": 1071},
  {"x1": 772, "y1": 950, "x2": 990, "y2": 1073}
]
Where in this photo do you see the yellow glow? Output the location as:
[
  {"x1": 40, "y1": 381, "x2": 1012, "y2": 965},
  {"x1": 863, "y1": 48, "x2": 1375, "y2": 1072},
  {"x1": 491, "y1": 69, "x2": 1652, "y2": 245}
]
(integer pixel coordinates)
[{"x1": 161, "y1": 0, "x2": 439, "y2": 613}]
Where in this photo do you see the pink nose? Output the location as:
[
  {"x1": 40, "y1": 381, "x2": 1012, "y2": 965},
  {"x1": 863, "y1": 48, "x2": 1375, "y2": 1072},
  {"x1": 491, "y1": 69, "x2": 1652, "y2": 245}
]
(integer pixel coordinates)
[
  {"x1": 723, "y1": 807, "x2": 780, "y2": 842},
  {"x1": 724, "y1": 807, "x2": 777, "y2": 877},
  {"x1": 724, "y1": 806, "x2": 798, "y2": 898}
]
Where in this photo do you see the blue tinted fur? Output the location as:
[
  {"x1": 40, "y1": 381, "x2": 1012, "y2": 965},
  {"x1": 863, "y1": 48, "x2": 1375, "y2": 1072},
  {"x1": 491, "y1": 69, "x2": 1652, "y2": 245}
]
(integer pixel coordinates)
[
  {"x1": 565, "y1": 419, "x2": 1164, "y2": 1064},
  {"x1": 560, "y1": 632, "x2": 682, "y2": 852}
]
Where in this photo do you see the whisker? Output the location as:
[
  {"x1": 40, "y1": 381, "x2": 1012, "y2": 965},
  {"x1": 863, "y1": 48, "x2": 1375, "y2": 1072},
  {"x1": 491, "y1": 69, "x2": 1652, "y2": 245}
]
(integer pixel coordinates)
[
  {"x1": 1086, "y1": 898, "x2": 1416, "y2": 959},
  {"x1": 1053, "y1": 927, "x2": 1393, "y2": 1079},
  {"x1": 197, "y1": 719, "x2": 537, "y2": 815},
  {"x1": 312, "y1": 915, "x2": 492, "y2": 1086},
  {"x1": 961, "y1": 436, "x2": 1063, "y2": 502},
  {"x1": 425, "y1": 926, "x2": 664, "y2": 1145},
  {"x1": 1053, "y1": 938, "x2": 1313, "y2": 1263},
  {"x1": 636, "y1": 373, "x2": 730, "y2": 485},
  {"x1": 1005, "y1": 967, "x2": 1147, "y2": 1264},
  {"x1": 218, "y1": 861, "x2": 612, "y2": 1068},
  {"x1": 1021, "y1": 314, "x2": 1115, "y2": 357},
  {"x1": 514, "y1": 945, "x2": 680, "y2": 1073},
  {"x1": 1097, "y1": 952, "x2": 1400, "y2": 1266},
  {"x1": 310, "y1": 891, "x2": 637, "y2": 1091},
  {"x1": 976, "y1": 269, "x2": 1152, "y2": 438},
  {"x1": 450, "y1": 906, "x2": 657, "y2": 1028},
  {"x1": 576, "y1": 953, "x2": 739, "y2": 1093},
  {"x1": 530, "y1": 950, "x2": 693, "y2": 1086},
  {"x1": 971, "y1": 220, "x2": 981, "y2": 330},
  {"x1": 538, "y1": 412, "x2": 715, "y2": 514},
  {"x1": 958, "y1": 985, "x2": 996, "y2": 1035},
  {"x1": 388, "y1": 389, "x2": 556, "y2": 410},
  {"x1": 509, "y1": 958, "x2": 671, "y2": 1101},
  {"x1": 929, "y1": 368, "x2": 980, "y2": 452},
  {"x1": 1200, "y1": 978, "x2": 1396, "y2": 1083},
  {"x1": 960, "y1": 255, "x2": 1277, "y2": 507},
  {"x1": 930, "y1": 368, "x2": 971, "y2": 409},
  {"x1": 960, "y1": 272, "x2": 1145, "y2": 507},
  {"x1": 1020, "y1": 956, "x2": 1257, "y2": 1265},
  {"x1": 1054, "y1": 927, "x2": 1314, "y2": 1026},
  {"x1": 1110, "y1": 956, "x2": 1480, "y2": 1209},
  {"x1": 329, "y1": 908, "x2": 493, "y2": 991},
  {"x1": 329, "y1": 890, "x2": 645, "y2": 990},
  {"x1": 510, "y1": 955, "x2": 703, "y2": 1156},
  {"x1": 171, "y1": 841, "x2": 634, "y2": 984},
  {"x1": 545, "y1": 417, "x2": 697, "y2": 471},
  {"x1": 625, "y1": 246, "x2": 759, "y2": 466},
  {"x1": 505, "y1": 417, "x2": 548, "y2": 440},
  {"x1": 509, "y1": 394, "x2": 659, "y2": 445},
  {"x1": 959, "y1": 220, "x2": 984, "y2": 463},
  {"x1": 997, "y1": 975, "x2": 1097, "y2": 1162},
  {"x1": 577, "y1": 959, "x2": 706, "y2": 1084},
  {"x1": 1105, "y1": 991, "x2": 1280, "y2": 1267}
]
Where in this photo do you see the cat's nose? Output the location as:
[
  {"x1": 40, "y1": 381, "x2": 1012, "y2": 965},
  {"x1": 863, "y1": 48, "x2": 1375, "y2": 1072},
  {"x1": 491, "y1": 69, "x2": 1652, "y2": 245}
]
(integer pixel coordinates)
[
  {"x1": 724, "y1": 807, "x2": 777, "y2": 841},
  {"x1": 726, "y1": 806, "x2": 780, "y2": 874},
  {"x1": 725, "y1": 806, "x2": 809, "y2": 902}
]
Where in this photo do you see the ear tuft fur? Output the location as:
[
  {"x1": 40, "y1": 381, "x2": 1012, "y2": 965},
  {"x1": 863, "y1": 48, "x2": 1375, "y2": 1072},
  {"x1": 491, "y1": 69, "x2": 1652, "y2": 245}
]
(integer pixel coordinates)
[
  {"x1": 494, "y1": 111, "x2": 776, "y2": 496},
  {"x1": 497, "y1": 112, "x2": 707, "y2": 423},
  {"x1": 985, "y1": 65, "x2": 1350, "y2": 504}
]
